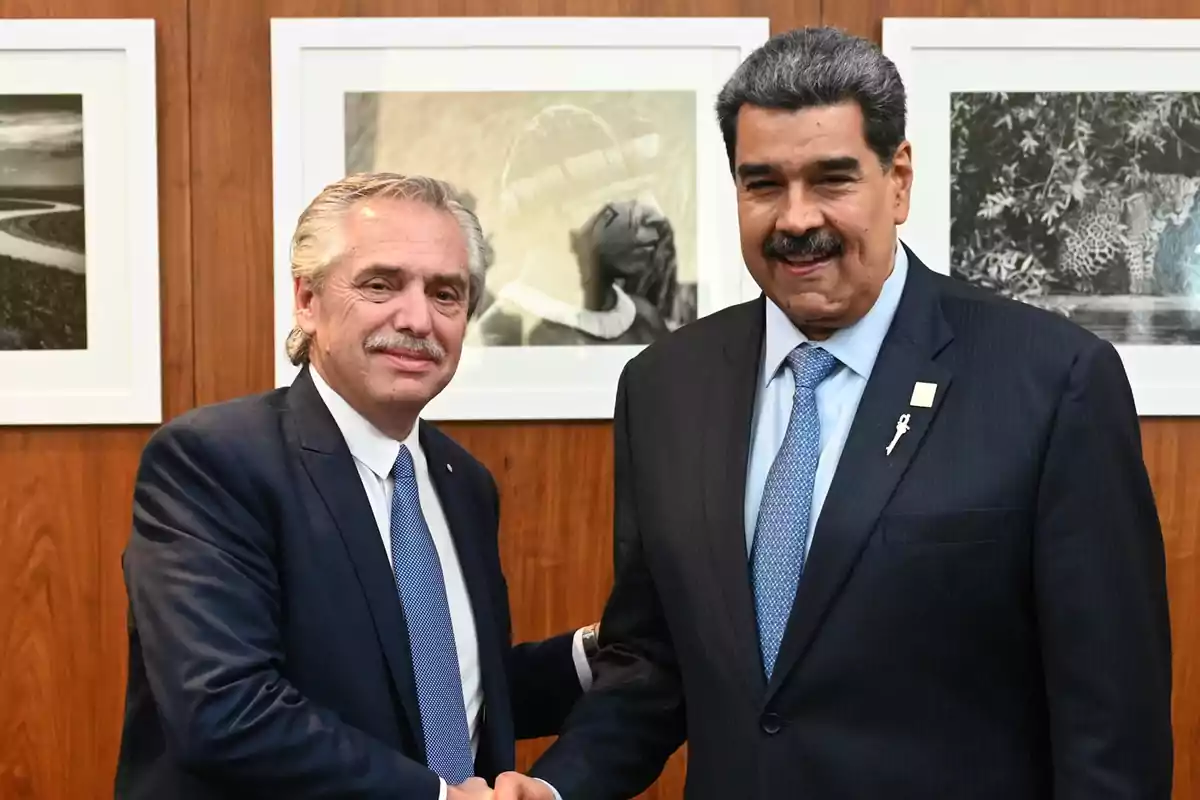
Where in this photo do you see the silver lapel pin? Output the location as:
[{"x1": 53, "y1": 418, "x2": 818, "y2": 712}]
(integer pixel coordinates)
[{"x1": 886, "y1": 413, "x2": 911, "y2": 456}]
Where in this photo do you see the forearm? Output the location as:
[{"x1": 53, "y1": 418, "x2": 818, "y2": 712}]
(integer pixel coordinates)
[{"x1": 529, "y1": 630, "x2": 686, "y2": 800}]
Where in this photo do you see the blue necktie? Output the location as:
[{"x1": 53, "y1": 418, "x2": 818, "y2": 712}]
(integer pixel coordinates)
[
  {"x1": 751, "y1": 344, "x2": 840, "y2": 679},
  {"x1": 389, "y1": 445, "x2": 474, "y2": 784}
]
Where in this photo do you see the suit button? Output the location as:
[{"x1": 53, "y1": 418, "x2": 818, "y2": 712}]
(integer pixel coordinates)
[{"x1": 760, "y1": 712, "x2": 783, "y2": 734}]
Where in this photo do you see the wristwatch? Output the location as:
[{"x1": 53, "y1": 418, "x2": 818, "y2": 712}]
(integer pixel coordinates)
[{"x1": 581, "y1": 623, "x2": 600, "y2": 659}]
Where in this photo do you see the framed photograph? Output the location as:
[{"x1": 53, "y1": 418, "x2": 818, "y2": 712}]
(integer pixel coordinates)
[
  {"x1": 270, "y1": 16, "x2": 769, "y2": 419},
  {"x1": 0, "y1": 19, "x2": 160, "y2": 425},
  {"x1": 883, "y1": 18, "x2": 1200, "y2": 416}
]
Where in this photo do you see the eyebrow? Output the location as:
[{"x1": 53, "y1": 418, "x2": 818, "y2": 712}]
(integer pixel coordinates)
[
  {"x1": 736, "y1": 156, "x2": 863, "y2": 180},
  {"x1": 358, "y1": 264, "x2": 469, "y2": 289},
  {"x1": 735, "y1": 163, "x2": 774, "y2": 180},
  {"x1": 814, "y1": 156, "x2": 862, "y2": 173}
]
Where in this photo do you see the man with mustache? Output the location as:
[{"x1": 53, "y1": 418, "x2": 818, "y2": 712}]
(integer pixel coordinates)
[
  {"x1": 115, "y1": 173, "x2": 599, "y2": 799},
  {"x1": 494, "y1": 26, "x2": 1174, "y2": 800}
]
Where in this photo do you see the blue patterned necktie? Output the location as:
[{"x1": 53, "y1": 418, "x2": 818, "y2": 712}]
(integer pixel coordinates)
[
  {"x1": 751, "y1": 343, "x2": 840, "y2": 679},
  {"x1": 389, "y1": 444, "x2": 474, "y2": 784}
]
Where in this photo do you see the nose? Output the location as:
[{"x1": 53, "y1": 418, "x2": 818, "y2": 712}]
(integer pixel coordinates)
[
  {"x1": 777, "y1": 183, "x2": 824, "y2": 234},
  {"x1": 389, "y1": 283, "x2": 434, "y2": 338}
]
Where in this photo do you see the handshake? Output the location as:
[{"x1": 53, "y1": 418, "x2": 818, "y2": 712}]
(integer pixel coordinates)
[{"x1": 448, "y1": 773, "x2": 556, "y2": 800}]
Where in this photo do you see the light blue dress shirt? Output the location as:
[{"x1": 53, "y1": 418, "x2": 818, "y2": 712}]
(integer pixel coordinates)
[{"x1": 743, "y1": 244, "x2": 909, "y2": 556}]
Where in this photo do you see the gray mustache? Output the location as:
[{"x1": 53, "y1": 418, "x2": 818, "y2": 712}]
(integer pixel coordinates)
[{"x1": 364, "y1": 332, "x2": 446, "y2": 362}]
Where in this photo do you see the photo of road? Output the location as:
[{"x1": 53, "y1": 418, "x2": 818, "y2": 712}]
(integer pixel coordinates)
[{"x1": 0, "y1": 94, "x2": 86, "y2": 350}]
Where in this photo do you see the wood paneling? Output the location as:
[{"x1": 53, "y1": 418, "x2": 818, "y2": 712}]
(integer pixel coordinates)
[
  {"x1": 0, "y1": 2, "x2": 191, "y2": 799},
  {"x1": 188, "y1": 3, "x2": 818, "y2": 797},
  {"x1": 823, "y1": 4, "x2": 1200, "y2": 796},
  {"x1": 1142, "y1": 418, "x2": 1200, "y2": 798}
]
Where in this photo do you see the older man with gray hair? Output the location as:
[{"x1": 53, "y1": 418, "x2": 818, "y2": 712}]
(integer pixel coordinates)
[
  {"x1": 494, "y1": 24, "x2": 1173, "y2": 800},
  {"x1": 116, "y1": 172, "x2": 599, "y2": 800}
]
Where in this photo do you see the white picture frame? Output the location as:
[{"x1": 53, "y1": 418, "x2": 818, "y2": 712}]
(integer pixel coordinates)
[
  {"x1": 0, "y1": 19, "x2": 160, "y2": 425},
  {"x1": 884, "y1": 17, "x2": 1200, "y2": 416},
  {"x1": 270, "y1": 16, "x2": 769, "y2": 420}
]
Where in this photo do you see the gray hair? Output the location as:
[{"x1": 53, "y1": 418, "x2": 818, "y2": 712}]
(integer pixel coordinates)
[
  {"x1": 285, "y1": 172, "x2": 491, "y2": 366},
  {"x1": 715, "y1": 26, "x2": 907, "y2": 172}
]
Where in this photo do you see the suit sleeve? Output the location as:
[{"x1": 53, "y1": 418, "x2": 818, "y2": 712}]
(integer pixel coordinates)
[
  {"x1": 1034, "y1": 339, "x2": 1174, "y2": 799},
  {"x1": 123, "y1": 420, "x2": 441, "y2": 799},
  {"x1": 507, "y1": 633, "x2": 583, "y2": 739},
  {"x1": 529, "y1": 364, "x2": 687, "y2": 800}
]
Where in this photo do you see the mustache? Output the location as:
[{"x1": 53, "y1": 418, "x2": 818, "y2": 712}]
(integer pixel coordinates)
[
  {"x1": 763, "y1": 229, "x2": 843, "y2": 261},
  {"x1": 363, "y1": 331, "x2": 446, "y2": 362}
]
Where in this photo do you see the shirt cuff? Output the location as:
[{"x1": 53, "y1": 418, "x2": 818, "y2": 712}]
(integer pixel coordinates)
[
  {"x1": 535, "y1": 778, "x2": 564, "y2": 800},
  {"x1": 438, "y1": 777, "x2": 447, "y2": 800},
  {"x1": 571, "y1": 627, "x2": 594, "y2": 690}
]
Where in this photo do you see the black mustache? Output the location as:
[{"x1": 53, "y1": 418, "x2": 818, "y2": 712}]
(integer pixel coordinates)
[{"x1": 763, "y1": 230, "x2": 843, "y2": 261}]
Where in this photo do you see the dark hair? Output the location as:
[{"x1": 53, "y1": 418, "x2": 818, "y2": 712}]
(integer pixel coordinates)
[{"x1": 715, "y1": 26, "x2": 907, "y2": 172}]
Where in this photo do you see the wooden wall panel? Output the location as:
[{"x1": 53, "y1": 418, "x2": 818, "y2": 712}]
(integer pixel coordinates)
[
  {"x1": 0, "y1": 1, "x2": 191, "y2": 799},
  {"x1": 188, "y1": 3, "x2": 818, "y2": 798},
  {"x1": 1142, "y1": 419, "x2": 1200, "y2": 798},
  {"x1": 824, "y1": 3, "x2": 1200, "y2": 797}
]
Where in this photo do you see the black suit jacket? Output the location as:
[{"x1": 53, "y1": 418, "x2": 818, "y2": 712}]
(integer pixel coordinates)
[
  {"x1": 531, "y1": 247, "x2": 1173, "y2": 799},
  {"x1": 115, "y1": 367, "x2": 583, "y2": 799}
]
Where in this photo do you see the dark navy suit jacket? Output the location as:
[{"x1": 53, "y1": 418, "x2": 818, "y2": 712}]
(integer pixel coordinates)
[
  {"x1": 532, "y1": 247, "x2": 1174, "y2": 800},
  {"x1": 114, "y1": 367, "x2": 582, "y2": 799}
]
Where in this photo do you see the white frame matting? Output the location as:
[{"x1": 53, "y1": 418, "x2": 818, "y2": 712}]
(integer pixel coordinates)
[
  {"x1": 270, "y1": 16, "x2": 769, "y2": 420},
  {"x1": 884, "y1": 17, "x2": 1200, "y2": 416},
  {"x1": 0, "y1": 19, "x2": 160, "y2": 425}
]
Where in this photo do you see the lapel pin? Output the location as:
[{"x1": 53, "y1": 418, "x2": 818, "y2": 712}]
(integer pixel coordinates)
[
  {"x1": 886, "y1": 413, "x2": 911, "y2": 456},
  {"x1": 910, "y1": 381, "x2": 937, "y2": 408},
  {"x1": 446, "y1": 463, "x2": 453, "y2": 473}
]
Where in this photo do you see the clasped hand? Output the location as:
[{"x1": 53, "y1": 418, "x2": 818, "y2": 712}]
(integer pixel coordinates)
[{"x1": 447, "y1": 772, "x2": 554, "y2": 799}]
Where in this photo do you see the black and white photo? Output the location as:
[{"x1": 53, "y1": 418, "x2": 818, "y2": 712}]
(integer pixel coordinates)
[
  {"x1": 0, "y1": 94, "x2": 85, "y2": 351},
  {"x1": 884, "y1": 16, "x2": 1200, "y2": 415},
  {"x1": 950, "y1": 91, "x2": 1200, "y2": 345},
  {"x1": 0, "y1": 19, "x2": 159, "y2": 426},
  {"x1": 345, "y1": 90, "x2": 698, "y2": 348},
  {"x1": 271, "y1": 16, "x2": 767, "y2": 418}
]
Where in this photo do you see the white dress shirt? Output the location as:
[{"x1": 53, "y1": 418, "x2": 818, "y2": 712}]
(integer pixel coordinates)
[{"x1": 310, "y1": 367, "x2": 592, "y2": 799}]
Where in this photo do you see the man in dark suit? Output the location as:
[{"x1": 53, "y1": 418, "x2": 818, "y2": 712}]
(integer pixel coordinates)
[
  {"x1": 115, "y1": 173, "x2": 599, "y2": 799},
  {"x1": 494, "y1": 26, "x2": 1174, "y2": 800}
]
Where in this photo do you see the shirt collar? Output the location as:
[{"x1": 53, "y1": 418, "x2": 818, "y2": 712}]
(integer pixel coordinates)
[
  {"x1": 761, "y1": 241, "x2": 909, "y2": 387},
  {"x1": 308, "y1": 365, "x2": 419, "y2": 480}
]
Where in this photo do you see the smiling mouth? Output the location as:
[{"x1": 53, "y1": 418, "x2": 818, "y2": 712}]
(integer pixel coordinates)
[
  {"x1": 375, "y1": 348, "x2": 439, "y2": 370},
  {"x1": 776, "y1": 252, "x2": 838, "y2": 271}
]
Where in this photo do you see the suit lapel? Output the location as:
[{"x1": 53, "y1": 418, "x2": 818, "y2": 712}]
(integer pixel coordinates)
[
  {"x1": 765, "y1": 255, "x2": 955, "y2": 701},
  {"x1": 420, "y1": 424, "x2": 514, "y2": 771},
  {"x1": 701, "y1": 297, "x2": 770, "y2": 698},
  {"x1": 285, "y1": 368, "x2": 425, "y2": 753}
]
